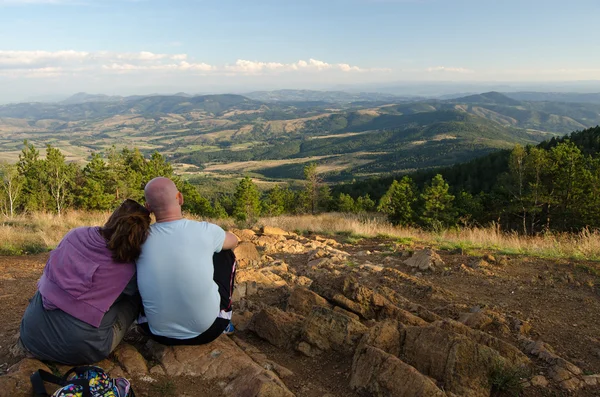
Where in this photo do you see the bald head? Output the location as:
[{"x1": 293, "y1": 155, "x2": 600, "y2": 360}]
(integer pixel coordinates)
[{"x1": 144, "y1": 177, "x2": 183, "y2": 222}]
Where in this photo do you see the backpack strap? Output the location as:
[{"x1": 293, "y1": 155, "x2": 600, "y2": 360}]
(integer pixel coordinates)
[
  {"x1": 30, "y1": 370, "x2": 64, "y2": 397},
  {"x1": 61, "y1": 365, "x2": 105, "y2": 381}
]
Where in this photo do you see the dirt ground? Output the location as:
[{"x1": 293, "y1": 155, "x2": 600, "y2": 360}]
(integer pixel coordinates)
[{"x1": 2, "y1": 237, "x2": 600, "y2": 396}]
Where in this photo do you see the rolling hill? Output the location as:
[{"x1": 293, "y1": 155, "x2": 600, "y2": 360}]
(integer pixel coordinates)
[{"x1": 0, "y1": 91, "x2": 598, "y2": 182}]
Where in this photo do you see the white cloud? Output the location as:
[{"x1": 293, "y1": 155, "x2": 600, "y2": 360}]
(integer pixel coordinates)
[
  {"x1": 426, "y1": 66, "x2": 474, "y2": 73},
  {"x1": 225, "y1": 58, "x2": 388, "y2": 74},
  {"x1": 0, "y1": 50, "x2": 389, "y2": 80}
]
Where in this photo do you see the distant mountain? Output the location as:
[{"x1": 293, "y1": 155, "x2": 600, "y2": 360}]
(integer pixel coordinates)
[
  {"x1": 452, "y1": 92, "x2": 522, "y2": 106},
  {"x1": 0, "y1": 94, "x2": 262, "y2": 120},
  {"x1": 503, "y1": 92, "x2": 600, "y2": 104},
  {"x1": 61, "y1": 92, "x2": 125, "y2": 104},
  {"x1": 244, "y1": 89, "x2": 418, "y2": 103}
]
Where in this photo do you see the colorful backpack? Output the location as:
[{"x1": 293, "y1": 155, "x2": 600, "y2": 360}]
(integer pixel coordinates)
[{"x1": 30, "y1": 366, "x2": 136, "y2": 397}]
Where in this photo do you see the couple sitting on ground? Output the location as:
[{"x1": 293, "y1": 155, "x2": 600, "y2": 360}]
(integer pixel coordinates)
[{"x1": 17, "y1": 177, "x2": 239, "y2": 364}]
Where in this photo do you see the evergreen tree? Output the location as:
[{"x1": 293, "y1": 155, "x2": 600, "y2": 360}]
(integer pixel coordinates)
[
  {"x1": 420, "y1": 174, "x2": 456, "y2": 228},
  {"x1": 233, "y1": 177, "x2": 261, "y2": 222},
  {"x1": 18, "y1": 141, "x2": 49, "y2": 212},
  {"x1": 77, "y1": 153, "x2": 114, "y2": 211},
  {"x1": 303, "y1": 163, "x2": 321, "y2": 214},
  {"x1": 356, "y1": 194, "x2": 376, "y2": 213},
  {"x1": 262, "y1": 185, "x2": 287, "y2": 216},
  {"x1": 378, "y1": 177, "x2": 417, "y2": 226},
  {"x1": 337, "y1": 193, "x2": 356, "y2": 213}
]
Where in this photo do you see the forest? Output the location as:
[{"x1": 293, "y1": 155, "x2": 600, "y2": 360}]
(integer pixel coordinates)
[{"x1": 0, "y1": 126, "x2": 599, "y2": 235}]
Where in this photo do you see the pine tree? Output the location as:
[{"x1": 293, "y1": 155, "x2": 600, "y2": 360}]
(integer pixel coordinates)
[
  {"x1": 420, "y1": 174, "x2": 456, "y2": 228},
  {"x1": 303, "y1": 163, "x2": 321, "y2": 214},
  {"x1": 356, "y1": 194, "x2": 375, "y2": 212},
  {"x1": 262, "y1": 185, "x2": 286, "y2": 216},
  {"x1": 18, "y1": 141, "x2": 49, "y2": 212},
  {"x1": 233, "y1": 177, "x2": 261, "y2": 222},
  {"x1": 337, "y1": 193, "x2": 356, "y2": 213},
  {"x1": 78, "y1": 153, "x2": 114, "y2": 211},
  {"x1": 378, "y1": 177, "x2": 417, "y2": 226}
]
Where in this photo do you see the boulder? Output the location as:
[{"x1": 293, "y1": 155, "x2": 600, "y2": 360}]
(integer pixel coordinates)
[
  {"x1": 113, "y1": 343, "x2": 148, "y2": 376},
  {"x1": 404, "y1": 248, "x2": 444, "y2": 271},
  {"x1": 0, "y1": 359, "x2": 51, "y2": 397},
  {"x1": 261, "y1": 226, "x2": 288, "y2": 236},
  {"x1": 146, "y1": 337, "x2": 294, "y2": 397},
  {"x1": 234, "y1": 242, "x2": 261, "y2": 269},
  {"x1": 300, "y1": 306, "x2": 368, "y2": 354},
  {"x1": 235, "y1": 269, "x2": 287, "y2": 295},
  {"x1": 358, "y1": 320, "x2": 405, "y2": 357},
  {"x1": 351, "y1": 345, "x2": 446, "y2": 397},
  {"x1": 232, "y1": 229, "x2": 257, "y2": 242},
  {"x1": 402, "y1": 325, "x2": 518, "y2": 397},
  {"x1": 287, "y1": 287, "x2": 330, "y2": 316},
  {"x1": 251, "y1": 307, "x2": 305, "y2": 349}
]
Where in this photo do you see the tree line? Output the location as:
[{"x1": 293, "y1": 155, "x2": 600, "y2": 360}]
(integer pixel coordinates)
[
  {"x1": 0, "y1": 141, "x2": 214, "y2": 217},
  {"x1": 3, "y1": 130, "x2": 600, "y2": 235},
  {"x1": 335, "y1": 126, "x2": 600, "y2": 233}
]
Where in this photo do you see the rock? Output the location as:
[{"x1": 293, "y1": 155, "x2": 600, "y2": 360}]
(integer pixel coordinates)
[
  {"x1": 296, "y1": 276, "x2": 313, "y2": 287},
  {"x1": 358, "y1": 320, "x2": 404, "y2": 357},
  {"x1": 287, "y1": 287, "x2": 330, "y2": 316},
  {"x1": 301, "y1": 306, "x2": 368, "y2": 353},
  {"x1": 402, "y1": 325, "x2": 519, "y2": 397},
  {"x1": 483, "y1": 254, "x2": 496, "y2": 263},
  {"x1": 254, "y1": 236, "x2": 280, "y2": 250},
  {"x1": 297, "y1": 341, "x2": 319, "y2": 357},
  {"x1": 113, "y1": 343, "x2": 148, "y2": 376},
  {"x1": 231, "y1": 336, "x2": 294, "y2": 379},
  {"x1": 232, "y1": 311, "x2": 254, "y2": 332},
  {"x1": 251, "y1": 307, "x2": 305, "y2": 349},
  {"x1": 261, "y1": 226, "x2": 288, "y2": 236},
  {"x1": 0, "y1": 359, "x2": 51, "y2": 397},
  {"x1": 149, "y1": 365, "x2": 165, "y2": 376},
  {"x1": 236, "y1": 269, "x2": 287, "y2": 292},
  {"x1": 404, "y1": 248, "x2": 444, "y2": 271},
  {"x1": 333, "y1": 306, "x2": 360, "y2": 321},
  {"x1": 436, "y1": 320, "x2": 530, "y2": 366},
  {"x1": 350, "y1": 345, "x2": 446, "y2": 397},
  {"x1": 531, "y1": 375, "x2": 549, "y2": 387},
  {"x1": 459, "y1": 311, "x2": 494, "y2": 330},
  {"x1": 231, "y1": 229, "x2": 256, "y2": 242},
  {"x1": 582, "y1": 374, "x2": 600, "y2": 386},
  {"x1": 234, "y1": 242, "x2": 261, "y2": 268},
  {"x1": 147, "y1": 337, "x2": 294, "y2": 397}
]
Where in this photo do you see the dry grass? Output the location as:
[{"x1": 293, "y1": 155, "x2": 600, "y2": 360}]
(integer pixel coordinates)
[
  {"x1": 259, "y1": 213, "x2": 600, "y2": 261},
  {"x1": 0, "y1": 211, "x2": 110, "y2": 255},
  {"x1": 1, "y1": 211, "x2": 599, "y2": 261},
  {"x1": 0, "y1": 211, "x2": 235, "y2": 255}
]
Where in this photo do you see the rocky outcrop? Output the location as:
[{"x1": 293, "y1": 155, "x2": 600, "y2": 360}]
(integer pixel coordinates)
[
  {"x1": 250, "y1": 308, "x2": 304, "y2": 349},
  {"x1": 404, "y1": 248, "x2": 445, "y2": 271},
  {"x1": 146, "y1": 337, "x2": 294, "y2": 397},
  {"x1": 299, "y1": 306, "x2": 368, "y2": 355},
  {"x1": 351, "y1": 345, "x2": 447, "y2": 397}
]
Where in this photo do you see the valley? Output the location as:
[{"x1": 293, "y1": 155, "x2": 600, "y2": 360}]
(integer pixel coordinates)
[{"x1": 0, "y1": 90, "x2": 599, "y2": 184}]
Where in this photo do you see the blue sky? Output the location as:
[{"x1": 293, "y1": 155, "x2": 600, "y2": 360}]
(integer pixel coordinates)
[{"x1": 1, "y1": 0, "x2": 599, "y2": 101}]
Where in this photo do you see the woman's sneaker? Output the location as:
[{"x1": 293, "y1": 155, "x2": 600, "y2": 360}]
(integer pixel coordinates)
[{"x1": 223, "y1": 322, "x2": 235, "y2": 335}]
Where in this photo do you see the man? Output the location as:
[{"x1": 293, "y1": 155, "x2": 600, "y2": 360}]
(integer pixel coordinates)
[{"x1": 136, "y1": 177, "x2": 239, "y2": 345}]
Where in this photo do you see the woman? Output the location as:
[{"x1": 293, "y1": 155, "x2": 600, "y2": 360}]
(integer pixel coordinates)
[{"x1": 18, "y1": 199, "x2": 151, "y2": 365}]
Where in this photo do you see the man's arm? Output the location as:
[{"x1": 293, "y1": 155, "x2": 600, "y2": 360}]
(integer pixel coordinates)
[{"x1": 222, "y1": 231, "x2": 239, "y2": 251}]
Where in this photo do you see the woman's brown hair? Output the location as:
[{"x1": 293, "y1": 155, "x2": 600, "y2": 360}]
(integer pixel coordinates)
[{"x1": 100, "y1": 199, "x2": 151, "y2": 263}]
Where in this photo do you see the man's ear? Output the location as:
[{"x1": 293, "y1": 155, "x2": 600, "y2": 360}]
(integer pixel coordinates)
[
  {"x1": 178, "y1": 192, "x2": 184, "y2": 206},
  {"x1": 145, "y1": 202, "x2": 152, "y2": 212}
]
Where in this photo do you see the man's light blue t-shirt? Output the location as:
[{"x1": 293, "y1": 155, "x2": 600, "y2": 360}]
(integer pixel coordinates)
[{"x1": 136, "y1": 219, "x2": 226, "y2": 339}]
